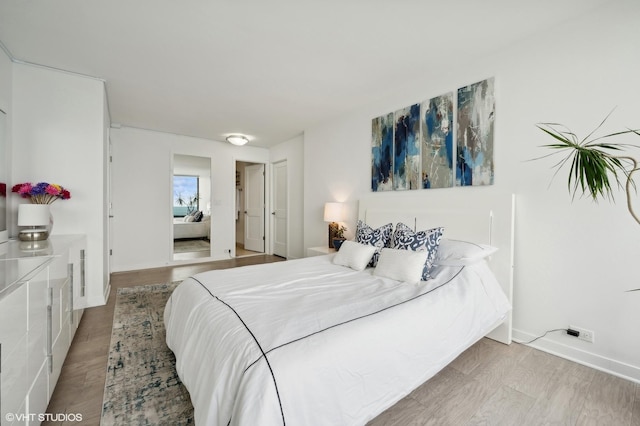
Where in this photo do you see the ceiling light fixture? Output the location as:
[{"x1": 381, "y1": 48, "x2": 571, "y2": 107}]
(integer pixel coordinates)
[{"x1": 226, "y1": 134, "x2": 249, "y2": 146}]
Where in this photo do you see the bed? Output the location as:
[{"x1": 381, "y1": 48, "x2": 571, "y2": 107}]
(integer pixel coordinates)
[
  {"x1": 173, "y1": 214, "x2": 211, "y2": 240},
  {"x1": 164, "y1": 192, "x2": 515, "y2": 425}
]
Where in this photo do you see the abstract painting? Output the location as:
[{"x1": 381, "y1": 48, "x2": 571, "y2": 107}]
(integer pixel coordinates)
[
  {"x1": 421, "y1": 92, "x2": 454, "y2": 189},
  {"x1": 371, "y1": 112, "x2": 394, "y2": 191},
  {"x1": 456, "y1": 78, "x2": 495, "y2": 186},
  {"x1": 393, "y1": 103, "x2": 421, "y2": 190}
]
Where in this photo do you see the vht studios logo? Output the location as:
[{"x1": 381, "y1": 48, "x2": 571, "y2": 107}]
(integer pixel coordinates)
[{"x1": 5, "y1": 413, "x2": 83, "y2": 422}]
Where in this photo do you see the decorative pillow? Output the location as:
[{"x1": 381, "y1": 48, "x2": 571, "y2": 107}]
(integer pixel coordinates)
[
  {"x1": 434, "y1": 239, "x2": 498, "y2": 266},
  {"x1": 391, "y1": 222, "x2": 443, "y2": 280},
  {"x1": 332, "y1": 241, "x2": 378, "y2": 271},
  {"x1": 193, "y1": 211, "x2": 204, "y2": 222},
  {"x1": 355, "y1": 220, "x2": 393, "y2": 267},
  {"x1": 373, "y1": 248, "x2": 429, "y2": 284},
  {"x1": 183, "y1": 214, "x2": 195, "y2": 222}
]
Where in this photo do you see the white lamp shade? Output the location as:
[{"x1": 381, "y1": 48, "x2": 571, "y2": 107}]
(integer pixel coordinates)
[
  {"x1": 323, "y1": 202, "x2": 343, "y2": 222},
  {"x1": 18, "y1": 204, "x2": 50, "y2": 227}
]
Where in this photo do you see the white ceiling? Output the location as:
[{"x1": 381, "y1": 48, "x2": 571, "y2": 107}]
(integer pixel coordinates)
[{"x1": 0, "y1": 0, "x2": 610, "y2": 147}]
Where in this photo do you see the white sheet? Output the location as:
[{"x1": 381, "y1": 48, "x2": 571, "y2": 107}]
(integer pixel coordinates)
[{"x1": 164, "y1": 254, "x2": 511, "y2": 425}]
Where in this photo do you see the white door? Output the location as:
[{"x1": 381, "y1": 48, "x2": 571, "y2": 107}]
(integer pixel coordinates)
[
  {"x1": 244, "y1": 164, "x2": 265, "y2": 252},
  {"x1": 272, "y1": 161, "x2": 287, "y2": 257}
]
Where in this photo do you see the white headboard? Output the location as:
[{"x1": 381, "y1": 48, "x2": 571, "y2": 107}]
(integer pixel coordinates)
[{"x1": 358, "y1": 190, "x2": 515, "y2": 344}]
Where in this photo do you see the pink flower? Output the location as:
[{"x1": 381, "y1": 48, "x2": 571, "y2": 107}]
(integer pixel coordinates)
[
  {"x1": 45, "y1": 184, "x2": 62, "y2": 196},
  {"x1": 11, "y1": 182, "x2": 72, "y2": 204}
]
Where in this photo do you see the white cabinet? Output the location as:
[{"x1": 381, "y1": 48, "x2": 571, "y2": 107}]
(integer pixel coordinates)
[
  {"x1": 25, "y1": 262, "x2": 49, "y2": 421},
  {"x1": 0, "y1": 235, "x2": 86, "y2": 424},
  {"x1": 0, "y1": 281, "x2": 29, "y2": 425}
]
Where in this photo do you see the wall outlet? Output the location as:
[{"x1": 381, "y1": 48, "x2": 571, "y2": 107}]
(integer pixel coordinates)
[{"x1": 569, "y1": 325, "x2": 595, "y2": 343}]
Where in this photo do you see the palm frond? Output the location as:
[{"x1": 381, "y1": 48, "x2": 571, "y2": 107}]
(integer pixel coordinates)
[{"x1": 535, "y1": 120, "x2": 640, "y2": 202}]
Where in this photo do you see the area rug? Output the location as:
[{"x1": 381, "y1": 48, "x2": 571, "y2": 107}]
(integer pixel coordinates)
[
  {"x1": 173, "y1": 239, "x2": 210, "y2": 253},
  {"x1": 101, "y1": 282, "x2": 194, "y2": 425}
]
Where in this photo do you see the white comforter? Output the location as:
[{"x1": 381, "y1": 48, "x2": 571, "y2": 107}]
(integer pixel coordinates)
[{"x1": 164, "y1": 254, "x2": 510, "y2": 426}]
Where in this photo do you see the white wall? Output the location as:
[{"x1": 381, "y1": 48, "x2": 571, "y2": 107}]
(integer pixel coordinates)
[
  {"x1": 304, "y1": 1, "x2": 640, "y2": 382},
  {"x1": 12, "y1": 63, "x2": 108, "y2": 307},
  {"x1": 110, "y1": 127, "x2": 270, "y2": 272},
  {"x1": 270, "y1": 134, "x2": 304, "y2": 259}
]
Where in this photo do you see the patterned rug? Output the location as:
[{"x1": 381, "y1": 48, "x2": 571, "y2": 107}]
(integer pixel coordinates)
[
  {"x1": 173, "y1": 239, "x2": 210, "y2": 253},
  {"x1": 101, "y1": 282, "x2": 194, "y2": 425}
]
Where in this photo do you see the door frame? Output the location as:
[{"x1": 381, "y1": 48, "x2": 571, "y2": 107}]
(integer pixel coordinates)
[{"x1": 270, "y1": 159, "x2": 288, "y2": 258}]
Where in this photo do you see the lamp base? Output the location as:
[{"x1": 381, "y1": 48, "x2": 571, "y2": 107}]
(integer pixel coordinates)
[
  {"x1": 328, "y1": 222, "x2": 338, "y2": 248},
  {"x1": 19, "y1": 229, "x2": 49, "y2": 242}
]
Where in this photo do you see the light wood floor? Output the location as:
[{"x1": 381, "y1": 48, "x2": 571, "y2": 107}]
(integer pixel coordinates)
[{"x1": 45, "y1": 257, "x2": 640, "y2": 426}]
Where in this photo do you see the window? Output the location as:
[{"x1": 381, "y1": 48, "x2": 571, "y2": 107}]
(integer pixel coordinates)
[{"x1": 173, "y1": 175, "x2": 199, "y2": 217}]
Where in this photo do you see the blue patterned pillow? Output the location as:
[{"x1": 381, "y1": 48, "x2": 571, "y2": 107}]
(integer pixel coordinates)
[
  {"x1": 355, "y1": 220, "x2": 393, "y2": 266},
  {"x1": 392, "y1": 223, "x2": 444, "y2": 280}
]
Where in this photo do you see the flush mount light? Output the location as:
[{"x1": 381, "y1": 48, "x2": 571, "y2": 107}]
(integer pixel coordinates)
[{"x1": 226, "y1": 134, "x2": 249, "y2": 146}]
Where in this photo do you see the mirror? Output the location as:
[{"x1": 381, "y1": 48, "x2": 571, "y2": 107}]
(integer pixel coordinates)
[
  {"x1": 0, "y1": 109, "x2": 7, "y2": 245},
  {"x1": 172, "y1": 154, "x2": 211, "y2": 260}
]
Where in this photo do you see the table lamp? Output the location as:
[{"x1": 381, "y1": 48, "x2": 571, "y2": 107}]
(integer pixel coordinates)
[{"x1": 323, "y1": 202, "x2": 343, "y2": 248}]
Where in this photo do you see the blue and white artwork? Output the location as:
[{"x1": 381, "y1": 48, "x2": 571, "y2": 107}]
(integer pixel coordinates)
[
  {"x1": 371, "y1": 113, "x2": 394, "y2": 191},
  {"x1": 393, "y1": 103, "x2": 421, "y2": 190},
  {"x1": 456, "y1": 78, "x2": 495, "y2": 186},
  {"x1": 421, "y1": 92, "x2": 454, "y2": 189}
]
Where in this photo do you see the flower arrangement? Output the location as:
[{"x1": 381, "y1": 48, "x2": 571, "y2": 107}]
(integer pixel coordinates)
[{"x1": 12, "y1": 182, "x2": 72, "y2": 204}]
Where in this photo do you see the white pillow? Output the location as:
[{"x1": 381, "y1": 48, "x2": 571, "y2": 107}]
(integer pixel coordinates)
[
  {"x1": 434, "y1": 239, "x2": 498, "y2": 266},
  {"x1": 373, "y1": 248, "x2": 429, "y2": 284},
  {"x1": 332, "y1": 241, "x2": 377, "y2": 271}
]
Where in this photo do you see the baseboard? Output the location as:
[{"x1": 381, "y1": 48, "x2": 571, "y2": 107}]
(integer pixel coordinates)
[{"x1": 513, "y1": 328, "x2": 640, "y2": 384}]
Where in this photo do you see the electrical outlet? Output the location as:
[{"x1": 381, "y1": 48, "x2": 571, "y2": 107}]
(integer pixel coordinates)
[{"x1": 569, "y1": 325, "x2": 595, "y2": 343}]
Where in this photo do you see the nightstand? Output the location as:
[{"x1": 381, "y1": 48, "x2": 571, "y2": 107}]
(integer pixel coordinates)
[{"x1": 306, "y1": 246, "x2": 336, "y2": 257}]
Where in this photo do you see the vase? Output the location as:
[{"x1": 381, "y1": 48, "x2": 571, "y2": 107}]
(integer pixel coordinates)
[
  {"x1": 46, "y1": 208, "x2": 54, "y2": 235},
  {"x1": 332, "y1": 239, "x2": 345, "y2": 251}
]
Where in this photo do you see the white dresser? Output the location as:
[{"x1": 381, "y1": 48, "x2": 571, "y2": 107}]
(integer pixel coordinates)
[{"x1": 0, "y1": 235, "x2": 86, "y2": 425}]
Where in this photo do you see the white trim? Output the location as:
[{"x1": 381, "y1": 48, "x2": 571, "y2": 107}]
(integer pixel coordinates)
[
  {"x1": 12, "y1": 58, "x2": 106, "y2": 82},
  {"x1": 513, "y1": 328, "x2": 640, "y2": 384}
]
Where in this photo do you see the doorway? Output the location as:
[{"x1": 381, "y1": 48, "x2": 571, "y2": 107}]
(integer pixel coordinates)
[{"x1": 235, "y1": 161, "x2": 265, "y2": 257}]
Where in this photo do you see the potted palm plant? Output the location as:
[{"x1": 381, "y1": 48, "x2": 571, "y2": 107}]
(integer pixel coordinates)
[
  {"x1": 536, "y1": 110, "x2": 639, "y2": 291},
  {"x1": 176, "y1": 193, "x2": 199, "y2": 215},
  {"x1": 332, "y1": 225, "x2": 347, "y2": 250}
]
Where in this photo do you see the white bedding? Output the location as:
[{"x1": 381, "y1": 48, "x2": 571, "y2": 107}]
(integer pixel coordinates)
[
  {"x1": 173, "y1": 217, "x2": 210, "y2": 240},
  {"x1": 164, "y1": 254, "x2": 511, "y2": 425}
]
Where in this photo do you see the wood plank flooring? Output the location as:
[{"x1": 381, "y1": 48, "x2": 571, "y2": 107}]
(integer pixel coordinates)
[{"x1": 45, "y1": 256, "x2": 640, "y2": 426}]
